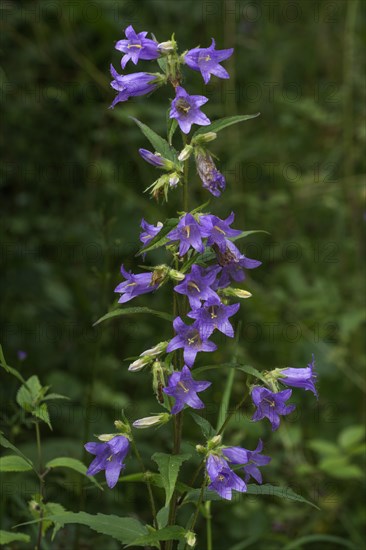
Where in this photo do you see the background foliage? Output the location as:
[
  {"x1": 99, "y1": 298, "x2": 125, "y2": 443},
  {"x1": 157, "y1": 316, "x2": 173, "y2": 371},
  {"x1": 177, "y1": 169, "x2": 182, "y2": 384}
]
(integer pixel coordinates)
[{"x1": 1, "y1": 0, "x2": 365, "y2": 548}]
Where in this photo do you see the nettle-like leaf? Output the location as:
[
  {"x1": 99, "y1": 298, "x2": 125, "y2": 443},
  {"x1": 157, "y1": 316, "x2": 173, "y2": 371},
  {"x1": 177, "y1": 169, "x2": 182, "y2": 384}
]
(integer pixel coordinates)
[
  {"x1": 46, "y1": 457, "x2": 103, "y2": 489},
  {"x1": 0, "y1": 433, "x2": 34, "y2": 470},
  {"x1": 131, "y1": 117, "x2": 179, "y2": 162},
  {"x1": 152, "y1": 453, "x2": 191, "y2": 506},
  {"x1": 94, "y1": 306, "x2": 173, "y2": 326},
  {"x1": 0, "y1": 454, "x2": 33, "y2": 472},
  {"x1": 192, "y1": 113, "x2": 260, "y2": 137},
  {"x1": 17, "y1": 512, "x2": 148, "y2": 545},
  {"x1": 16, "y1": 375, "x2": 43, "y2": 411},
  {"x1": 0, "y1": 344, "x2": 26, "y2": 384},
  {"x1": 190, "y1": 412, "x2": 215, "y2": 439},
  {"x1": 0, "y1": 530, "x2": 30, "y2": 545}
]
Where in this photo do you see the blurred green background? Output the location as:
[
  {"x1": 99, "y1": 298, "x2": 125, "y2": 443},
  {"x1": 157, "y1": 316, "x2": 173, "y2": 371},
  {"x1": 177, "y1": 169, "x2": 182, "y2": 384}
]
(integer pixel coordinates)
[{"x1": 1, "y1": 0, "x2": 365, "y2": 548}]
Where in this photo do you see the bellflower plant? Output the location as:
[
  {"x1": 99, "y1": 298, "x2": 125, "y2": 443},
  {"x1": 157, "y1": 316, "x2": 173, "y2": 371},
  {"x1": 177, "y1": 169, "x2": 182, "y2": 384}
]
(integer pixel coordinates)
[{"x1": 80, "y1": 26, "x2": 319, "y2": 550}]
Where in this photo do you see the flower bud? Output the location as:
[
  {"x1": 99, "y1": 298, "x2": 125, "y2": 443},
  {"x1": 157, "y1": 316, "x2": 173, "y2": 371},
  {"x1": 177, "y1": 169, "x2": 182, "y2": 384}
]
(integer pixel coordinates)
[
  {"x1": 128, "y1": 356, "x2": 151, "y2": 372},
  {"x1": 114, "y1": 420, "x2": 132, "y2": 438},
  {"x1": 221, "y1": 287, "x2": 252, "y2": 299},
  {"x1": 195, "y1": 444, "x2": 206, "y2": 454},
  {"x1": 178, "y1": 144, "x2": 193, "y2": 161},
  {"x1": 133, "y1": 413, "x2": 170, "y2": 429},
  {"x1": 192, "y1": 132, "x2": 217, "y2": 144},
  {"x1": 185, "y1": 531, "x2": 197, "y2": 548},
  {"x1": 168, "y1": 268, "x2": 185, "y2": 281},
  {"x1": 169, "y1": 172, "x2": 180, "y2": 188},
  {"x1": 207, "y1": 435, "x2": 222, "y2": 450},
  {"x1": 158, "y1": 40, "x2": 177, "y2": 54},
  {"x1": 140, "y1": 341, "x2": 168, "y2": 357}
]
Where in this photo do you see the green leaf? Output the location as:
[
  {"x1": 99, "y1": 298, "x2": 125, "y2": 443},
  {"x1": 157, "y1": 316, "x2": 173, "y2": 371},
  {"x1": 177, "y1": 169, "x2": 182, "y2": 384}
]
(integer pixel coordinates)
[
  {"x1": 167, "y1": 117, "x2": 178, "y2": 145},
  {"x1": 190, "y1": 412, "x2": 215, "y2": 439},
  {"x1": 131, "y1": 117, "x2": 178, "y2": 162},
  {"x1": 156, "y1": 506, "x2": 170, "y2": 529},
  {"x1": 136, "y1": 217, "x2": 179, "y2": 255},
  {"x1": 216, "y1": 367, "x2": 235, "y2": 432},
  {"x1": 319, "y1": 457, "x2": 363, "y2": 479},
  {"x1": 46, "y1": 457, "x2": 103, "y2": 489},
  {"x1": 152, "y1": 453, "x2": 191, "y2": 506},
  {"x1": 0, "y1": 530, "x2": 30, "y2": 544},
  {"x1": 129, "y1": 525, "x2": 186, "y2": 547},
  {"x1": 308, "y1": 439, "x2": 340, "y2": 456},
  {"x1": 41, "y1": 392, "x2": 69, "y2": 402},
  {"x1": 33, "y1": 403, "x2": 52, "y2": 429},
  {"x1": 93, "y1": 307, "x2": 173, "y2": 326},
  {"x1": 16, "y1": 375, "x2": 43, "y2": 411},
  {"x1": 185, "y1": 484, "x2": 319, "y2": 509},
  {"x1": 16, "y1": 512, "x2": 148, "y2": 545},
  {"x1": 283, "y1": 534, "x2": 358, "y2": 550},
  {"x1": 0, "y1": 454, "x2": 33, "y2": 472},
  {"x1": 338, "y1": 425, "x2": 365, "y2": 449},
  {"x1": 0, "y1": 433, "x2": 34, "y2": 470},
  {"x1": 193, "y1": 113, "x2": 260, "y2": 137}
]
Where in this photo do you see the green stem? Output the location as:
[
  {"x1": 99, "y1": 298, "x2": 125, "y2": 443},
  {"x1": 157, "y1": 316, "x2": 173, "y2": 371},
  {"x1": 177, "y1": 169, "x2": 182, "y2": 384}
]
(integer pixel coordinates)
[
  {"x1": 131, "y1": 439, "x2": 159, "y2": 533},
  {"x1": 35, "y1": 422, "x2": 44, "y2": 550},
  {"x1": 217, "y1": 392, "x2": 248, "y2": 436},
  {"x1": 205, "y1": 501, "x2": 212, "y2": 550},
  {"x1": 184, "y1": 482, "x2": 206, "y2": 550}
]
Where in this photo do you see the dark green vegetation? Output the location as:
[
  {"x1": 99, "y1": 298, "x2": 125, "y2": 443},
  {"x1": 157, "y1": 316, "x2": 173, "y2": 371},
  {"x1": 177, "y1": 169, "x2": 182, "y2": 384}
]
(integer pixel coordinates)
[{"x1": 1, "y1": 1, "x2": 365, "y2": 548}]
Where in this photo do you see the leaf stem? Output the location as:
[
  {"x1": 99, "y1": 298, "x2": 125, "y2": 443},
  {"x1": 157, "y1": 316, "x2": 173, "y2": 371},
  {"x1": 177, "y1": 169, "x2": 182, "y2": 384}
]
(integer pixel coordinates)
[{"x1": 131, "y1": 438, "x2": 159, "y2": 533}]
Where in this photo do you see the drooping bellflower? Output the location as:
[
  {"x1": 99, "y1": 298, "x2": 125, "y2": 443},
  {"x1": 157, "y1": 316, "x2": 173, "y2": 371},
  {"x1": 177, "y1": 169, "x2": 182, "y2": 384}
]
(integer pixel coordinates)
[
  {"x1": 215, "y1": 240, "x2": 262, "y2": 287},
  {"x1": 279, "y1": 355, "x2": 317, "y2": 397},
  {"x1": 223, "y1": 439, "x2": 271, "y2": 484},
  {"x1": 170, "y1": 86, "x2": 210, "y2": 134},
  {"x1": 139, "y1": 219, "x2": 163, "y2": 248},
  {"x1": 166, "y1": 316, "x2": 217, "y2": 367},
  {"x1": 206, "y1": 454, "x2": 246, "y2": 500},
  {"x1": 195, "y1": 151, "x2": 226, "y2": 197},
  {"x1": 115, "y1": 25, "x2": 159, "y2": 68},
  {"x1": 85, "y1": 435, "x2": 130, "y2": 489},
  {"x1": 110, "y1": 65, "x2": 159, "y2": 108},
  {"x1": 251, "y1": 387, "x2": 296, "y2": 431},
  {"x1": 114, "y1": 265, "x2": 158, "y2": 303},
  {"x1": 163, "y1": 365, "x2": 211, "y2": 414},
  {"x1": 184, "y1": 39, "x2": 234, "y2": 84}
]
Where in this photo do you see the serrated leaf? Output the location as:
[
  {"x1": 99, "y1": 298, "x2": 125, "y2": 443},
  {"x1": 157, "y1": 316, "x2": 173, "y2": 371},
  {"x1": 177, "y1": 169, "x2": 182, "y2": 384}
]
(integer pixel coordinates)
[
  {"x1": 94, "y1": 307, "x2": 173, "y2": 326},
  {"x1": 16, "y1": 512, "x2": 148, "y2": 545},
  {"x1": 193, "y1": 113, "x2": 260, "y2": 137},
  {"x1": 16, "y1": 375, "x2": 44, "y2": 411},
  {"x1": 190, "y1": 412, "x2": 215, "y2": 439},
  {"x1": 46, "y1": 457, "x2": 103, "y2": 489},
  {"x1": 0, "y1": 433, "x2": 34, "y2": 470},
  {"x1": 0, "y1": 530, "x2": 30, "y2": 544},
  {"x1": 136, "y1": 217, "x2": 178, "y2": 255},
  {"x1": 131, "y1": 117, "x2": 178, "y2": 162},
  {"x1": 152, "y1": 453, "x2": 191, "y2": 506},
  {"x1": 33, "y1": 403, "x2": 52, "y2": 429},
  {"x1": 41, "y1": 392, "x2": 69, "y2": 402},
  {"x1": 338, "y1": 425, "x2": 365, "y2": 449},
  {"x1": 0, "y1": 454, "x2": 33, "y2": 472},
  {"x1": 185, "y1": 484, "x2": 319, "y2": 509},
  {"x1": 128, "y1": 525, "x2": 186, "y2": 547}
]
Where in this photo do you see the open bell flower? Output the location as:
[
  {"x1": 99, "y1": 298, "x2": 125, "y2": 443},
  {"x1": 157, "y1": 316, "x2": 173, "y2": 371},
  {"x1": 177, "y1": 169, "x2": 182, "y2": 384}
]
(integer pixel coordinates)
[
  {"x1": 115, "y1": 25, "x2": 159, "y2": 68},
  {"x1": 251, "y1": 387, "x2": 296, "y2": 431},
  {"x1": 114, "y1": 265, "x2": 158, "y2": 303},
  {"x1": 170, "y1": 86, "x2": 210, "y2": 134},
  {"x1": 85, "y1": 435, "x2": 130, "y2": 489},
  {"x1": 184, "y1": 38, "x2": 234, "y2": 84},
  {"x1": 279, "y1": 355, "x2": 318, "y2": 397},
  {"x1": 110, "y1": 65, "x2": 162, "y2": 108},
  {"x1": 206, "y1": 454, "x2": 246, "y2": 500},
  {"x1": 166, "y1": 316, "x2": 217, "y2": 367},
  {"x1": 163, "y1": 366, "x2": 211, "y2": 414}
]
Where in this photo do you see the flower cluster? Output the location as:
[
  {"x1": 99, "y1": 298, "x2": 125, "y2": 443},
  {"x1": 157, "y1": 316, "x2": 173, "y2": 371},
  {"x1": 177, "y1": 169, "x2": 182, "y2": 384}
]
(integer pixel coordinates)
[{"x1": 84, "y1": 24, "x2": 318, "y2": 510}]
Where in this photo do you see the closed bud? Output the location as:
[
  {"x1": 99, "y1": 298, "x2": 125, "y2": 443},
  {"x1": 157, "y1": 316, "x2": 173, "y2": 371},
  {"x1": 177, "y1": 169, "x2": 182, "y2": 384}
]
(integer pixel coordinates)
[
  {"x1": 222, "y1": 288, "x2": 252, "y2": 299},
  {"x1": 178, "y1": 144, "x2": 193, "y2": 161},
  {"x1": 128, "y1": 355, "x2": 151, "y2": 372},
  {"x1": 208, "y1": 435, "x2": 222, "y2": 450},
  {"x1": 133, "y1": 413, "x2": 170, "y2": 429},
  {"x1": 169, "y1": 172, "x2": 180, "y2": 188},
  {"x1": 192, "y1": 132, "x2": 217, "y2": 144},
  {"x1": 158, "y1": 40, "x2": 177, "y2": 54},
  {"x1": 196, "y1": 444, "x2": 206, "y2": 454},
  {"x1": 114, "y1": 420, "x2": 132, "y2": 438},
  {"x1": 140, "y1": 341, "x2": 168, "y2": 357},
  {"x1": 168, "y1": 268, "x2": 185, "y2": 281},
  {"x1": 185, "y1": 531, "x2": 197, "y2": 548},
  {"x1": 97, "y1": 433, "x2": 117, "y2": 442}
]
